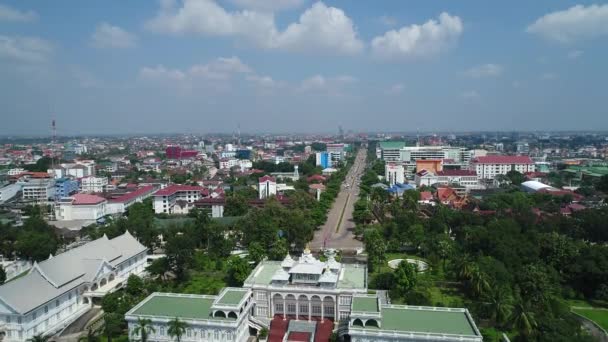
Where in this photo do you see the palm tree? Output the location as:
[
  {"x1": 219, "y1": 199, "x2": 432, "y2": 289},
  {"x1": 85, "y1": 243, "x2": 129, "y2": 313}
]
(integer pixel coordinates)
[
  {"x1": 132, "y1": 318, "x2": 155, "y2": 342},
  {"x1": 167, "y1": 317, "x2": 188, "y2": 342},
  {"x1": 27, "y1": 335, "x2": 49, "y2": 342},
  {"x1": 509, "y1": 303, "x2": 537, "y2": 337},
  {"x1": 484, "y1": 286, "x2": 513, "y2": 326},
  {"x1": 103, "y1": 312, "x2": 123, "y2": 342},
  {"x1": 454, "y1": 255, "x2": 474, "y2": 281},
  {"x1": 469, "y1": 267, "x2": 490, "y2": 297}
]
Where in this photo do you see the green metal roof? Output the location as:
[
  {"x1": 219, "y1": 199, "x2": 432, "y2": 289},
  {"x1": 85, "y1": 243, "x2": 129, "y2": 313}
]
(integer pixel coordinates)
[
  {"x1": 378, "y1": 307, "x2": 477, "y2": 336},
  {"x1": 132, "y1": 294, "x2": 234, "y2": 321},
  {"x1": 244, "y1": 262, "x2": 282, "y2": 286},
  {"x1": 217, "y1": 289, "x2": 248, "y2": 306},
  {"x1": 379, "y1": 141, "x2": 406, "y2": 150},
  {"x1": 352, "y1": 296, "x2": 378, "y2": 312},
  {"x1": 337, "y1": 264, "x2": 366, "y2": 290}
]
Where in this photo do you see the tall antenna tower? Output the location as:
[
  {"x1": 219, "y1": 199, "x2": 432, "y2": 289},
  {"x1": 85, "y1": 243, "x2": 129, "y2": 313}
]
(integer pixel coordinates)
[{"x1": 237, "y1": 123, "x2": 241, "y2": 146}]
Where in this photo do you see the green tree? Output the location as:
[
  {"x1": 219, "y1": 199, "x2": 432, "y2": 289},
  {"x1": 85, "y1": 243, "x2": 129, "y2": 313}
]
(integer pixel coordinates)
[
  {"x1": 509, "y1": 303, "x2": 537, "y2": 338},
  {"x1": 393, "y1": 261, "x2": 417, "y2": 297},
  {"x1": 506, "y1": 170, "x2": 525, "y2": 186},
  {"x1": 165, "y1": 233, "x2": 196, "y2": 281},
  {"x1": 0, "y1": 265, "x2": 6, "y2": 285},
  {"x1": 224, "y1": 194, "x2": 250, "y2": 216},
  {"x1": 267, "y1": 239, "x2": 289, "y2": 261},
  {"x1": 146, "y1": 257, "x2": 170, "y2": 282},
  {"x1": 167, "y1": 317, "x2": 188, "y2": 342},
  {"x1": 226, "y1": 256, "x2": 251, "y2": 286},
  {"x1": 103, "y1": 313, "x2": 123, "y2": 342},
  {"x1": 27, "y1": 334, "x2": 49, "y2": 342},
  {"x1": 132, "y1": 318, "x2": 155, "y2": 342},
  {"x1": 248, "y1": 241, "x2": 266, "y2": 264},
  {"x1": 484, "y1": 286, "x2": 513, "y2": 326},
  {"x1": 597, "y1": 174, "x2": 608, "y2": 193},
  {"x1": 125, "y1": 274, "x2": 145, "y2": 298},
  {"x1": 364, "y1": 228, "x2": 386, "y2": 273}
]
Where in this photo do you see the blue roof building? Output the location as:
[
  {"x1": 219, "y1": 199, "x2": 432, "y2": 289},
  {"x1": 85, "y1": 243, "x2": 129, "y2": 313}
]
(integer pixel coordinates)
[
  {"x1": 55, "y1": 178, "x2": 79, "y2": 198},
  {"x1": 387, "y1": 183, "x2": 416, "y2": 196}
]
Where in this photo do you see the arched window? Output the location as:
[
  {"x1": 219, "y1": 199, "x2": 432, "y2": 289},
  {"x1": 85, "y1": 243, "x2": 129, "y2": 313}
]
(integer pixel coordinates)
[
  {"x1": 352, "y1": 318, "x2": 364, "y2": 327},
  {"x1": 228, "y1": 311, "x2": 238, "y2": 319},
  {"x1": 214, "y1": 311, "x2": 226, "y2": 318},
  {"x1": 365, "y1": 319, "x2": 379, "y2": 328}
]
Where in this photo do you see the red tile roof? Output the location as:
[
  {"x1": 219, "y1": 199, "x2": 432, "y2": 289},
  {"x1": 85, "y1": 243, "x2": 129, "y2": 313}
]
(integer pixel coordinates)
[
  {"x1": 420, "y1": 191, "x2": 433, "y2": 201},
  {"x1": 437, "y1": 170, "x2": 477, "y2": 176},
  {"x1": 109, "y1": 185, "x2": 156, "y2": 203},
  {"x1": 72, "y1": 193, "x2": 106, "y2": 205},
  {"x1": 259, "y1": 175, "x2": 276, "y2": 183},
  {"x1": 473, "y1": 156, "x2": 533, "y2": 164},
  {"x1": 153, "y1": 185, "x2": 205, "y2": 196}
]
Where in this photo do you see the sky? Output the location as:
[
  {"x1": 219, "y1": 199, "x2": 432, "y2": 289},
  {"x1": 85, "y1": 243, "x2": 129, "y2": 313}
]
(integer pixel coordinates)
[{"x1": 0, "y1": 0, "x2": 607, "y2": 136}]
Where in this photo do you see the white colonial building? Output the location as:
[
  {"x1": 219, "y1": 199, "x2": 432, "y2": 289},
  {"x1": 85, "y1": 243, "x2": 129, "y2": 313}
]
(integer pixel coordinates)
[
  {"x1": 0, "y1": 232, "x2": 147, "y2": 341},
  {"x1": 386, "y1": 163, "x2": 405, "y2": 186},
  {"x1": 124, "y1": 249, "x2": 482, "y2": 342}
]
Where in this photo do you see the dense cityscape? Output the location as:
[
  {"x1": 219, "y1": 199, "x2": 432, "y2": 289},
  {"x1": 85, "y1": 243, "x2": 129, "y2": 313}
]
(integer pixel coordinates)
[{"x1": 2, "y1": 1, "x2": 608, "y2": 342}]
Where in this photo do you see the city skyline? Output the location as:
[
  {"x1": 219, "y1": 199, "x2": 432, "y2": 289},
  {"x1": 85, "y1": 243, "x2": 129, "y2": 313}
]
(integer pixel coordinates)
[{"x1": 1, "y1": 0, "x2": 608, "y2": 135}]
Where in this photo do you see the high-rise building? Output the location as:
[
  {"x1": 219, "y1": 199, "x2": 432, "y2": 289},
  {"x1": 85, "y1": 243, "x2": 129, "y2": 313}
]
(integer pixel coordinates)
[
  {"x1": 385, "y1": 163, "x2": 405, "y2": 186},
  {"x1": 315, "y1": 152, "x2": 332, "y2": 169},
  {"x1": 258, "y1": 176, "x2": 277, "y2": 199}
]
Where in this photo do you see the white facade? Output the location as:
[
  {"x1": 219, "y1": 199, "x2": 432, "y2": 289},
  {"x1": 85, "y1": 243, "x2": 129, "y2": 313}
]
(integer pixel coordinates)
[
  {"x1": 0, "y1": 232, "x2": 147, "y2": 342},
  {"x1": 80, "y1": 177, "x2": 108, "y2": 193},
  {"x1": 385, "y1": 163, "x2": 405, "y2": 186},
  {"x1": 472, "y1": 157, "x2": 535, "y2": 180},
  {"x1": 56, "y1": 198, "x2": 107, "y2": 221},
  {"x1": 6, "y1": 169, "x2": 25, "y2": 176},
  {"x1": 258, "y1": 177, "x2": 277, "y2": 199},
  {"x1": 20, "y1": 179, "x2": 55, "y2": 204},
  {"x1": 152, "y1": 186, "x2": 205, "y2": 214},
  {"x1": 48, "y1": 161, "x2": 95, "y2": 179}
]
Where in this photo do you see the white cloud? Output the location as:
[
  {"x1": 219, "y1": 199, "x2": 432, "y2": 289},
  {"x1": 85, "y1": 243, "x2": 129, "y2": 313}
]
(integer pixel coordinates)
[
  {"x1": 378, "y1": 15, "x2": 397, "y2": 27},
  {"x1": 461, "y1": 90, "x2": 480, "y2": 100},
  {"x1": 527, "y1": 4, "x2": 608, "y2": 43},
  {"x1": 274, "y1": 2, "x2": 363, "y2": 55},
  {"x1": 228, "y1": 0, "x2": 306, "y2": 11},
  {"x1": 463, "y1": 63, "x2": 503, "y2": 78},
  {"x1": 246, "y1": 74, "x2": 279, "y2": 87},
  {"x1": 145, "y1": 0, "x2": 363, "y2": 55},
  {"x1": 298, "y1": 74, "x2": 356, "y2": 95},
  {"x1": 0, "y1": 3, "x2": 37, "y2": 22},
  {"x1": 567, "y1": 50, "x2": 583, "y2": 59},
  {"x1": 386, "y1": 83, "x2": 405, "y2": 95},
  {"x1": 139, "y1": 56, "x2": 252, "y2": 83},
  {"x1": 0, "y1": 35, "x2": 53, "y2": 63},
  {"x1": 541, "y1": 72, "x2": 558, "y2": 81},
  {"x1": 91, "y1": 22, "x2": 137, "y2": 49},
  {"x1": 371, "y1": 12, "x2": 463, "y2": 61}
]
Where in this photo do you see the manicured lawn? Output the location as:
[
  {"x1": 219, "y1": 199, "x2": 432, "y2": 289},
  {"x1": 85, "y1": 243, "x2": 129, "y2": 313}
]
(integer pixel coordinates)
[
  {"x1": 428, "y1": 284, "x2": 466, "y2": 307},
  {"x1": 180, "y1": 271, "x2": 226, "y2": 295},
  {"x1": 567, "y1": 299, "x2": 594, "y2": 308},
  {"x1": 572, "y1": 308, "x2": 608, "y2": 331}
]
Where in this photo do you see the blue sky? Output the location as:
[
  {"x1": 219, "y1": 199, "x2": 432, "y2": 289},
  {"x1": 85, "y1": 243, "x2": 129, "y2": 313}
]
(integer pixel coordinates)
[{"x1": 1, "y1": 0, "x2": 607, "y2": 135}]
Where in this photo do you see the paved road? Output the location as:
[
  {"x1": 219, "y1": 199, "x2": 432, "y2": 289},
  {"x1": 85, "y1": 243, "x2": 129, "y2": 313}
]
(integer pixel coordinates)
[{"x1": 310, "y1": 148, "x2": 367, "y2": 251}]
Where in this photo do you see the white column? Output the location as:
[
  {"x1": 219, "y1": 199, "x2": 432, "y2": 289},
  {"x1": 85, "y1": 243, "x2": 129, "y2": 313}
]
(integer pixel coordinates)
[
  {"x1": 283, "y1": 299, "x2": 286, "y2": 320},
  {"x1": 321, "y1": 302, "x2": 324, "y2": 321},
  {"x1": 308, "y1": 301, "x2": 311, "y2": 321},
  {"x1": 296, "y1": 301, "x2": 299, "y2": 320}
]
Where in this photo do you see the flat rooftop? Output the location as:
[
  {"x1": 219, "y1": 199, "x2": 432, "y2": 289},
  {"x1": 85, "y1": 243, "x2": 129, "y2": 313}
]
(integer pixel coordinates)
[
  {"x1": 244, "y1": 261, "x2": 283, "y2": 286},
  {"x1": 337, "y1": 264, "x2": 366, "y2": 290},
  {"x1": 130, "y1": 293, "x2": 234, "y2": 321},
  {"x1": 375, "y1": 306, "x2": 478, "y2": 337},
  {"x1": 217, "y1": 288, "x2": 249, "y2": 306},
  {"x1": 352, "y1": 296, "x2": 378, "y2": 313}
]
